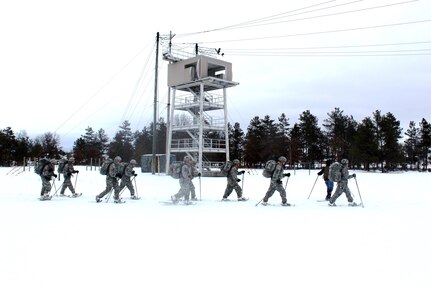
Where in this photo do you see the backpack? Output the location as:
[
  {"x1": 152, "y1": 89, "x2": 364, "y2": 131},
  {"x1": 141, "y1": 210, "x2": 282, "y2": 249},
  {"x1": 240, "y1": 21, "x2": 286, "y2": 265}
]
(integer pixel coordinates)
[
  {"x1": 57, "y1": 158, "x2": 68, "y2": 174},
  {"x1": 168, "y1": 162, "x2": 183, "y2": 179},
  {"x1": 121, "y1": 163, "x2": 130, "y2": 176},
  {"x1": 100, "y1": 159, "x2": 114, "y2": 175},
  {"x1": 34, "y1": 158, "x2": 50, "y2": 175},
  {"x1": 262, "y1": 160, "x2": 277, "y2": 178},
  {"x1": 328, "y1": 162, "x2": 342, "y2": 182},
  {"x1": 219, "y1": 161, "x2": 233, "y2": 177}
]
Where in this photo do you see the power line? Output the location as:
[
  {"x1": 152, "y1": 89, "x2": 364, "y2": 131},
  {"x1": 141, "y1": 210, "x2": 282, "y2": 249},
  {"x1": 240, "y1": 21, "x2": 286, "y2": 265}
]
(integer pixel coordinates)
[
  {"x1": 222, "y1": 40, "x2": 431, "y2": 51},
  {"x1": 179, "y1": 0, "x2": 338, "y2": 35},
  {"x1": 202, "y1": 19, "x2": 431, "y2": 44},
  {"x1": 218, "y1": 0, "x2": 421, "y2": 31},
  {"x1": 177, "y1": 0, "x2": 419, "y2": 36}
]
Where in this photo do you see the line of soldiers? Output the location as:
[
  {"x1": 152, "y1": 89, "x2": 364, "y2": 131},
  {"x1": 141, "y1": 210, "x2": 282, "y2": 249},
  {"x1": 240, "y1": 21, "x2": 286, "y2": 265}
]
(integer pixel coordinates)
[
  {"x1": 39, "y1": 155, "x2": 358, "y2": 207},
  {"x1": 38, "y1": 156, "x2": 138, "y2": 203},
  {"x1": 95, "y1": 156, "x2": 138, "y2": 203}
]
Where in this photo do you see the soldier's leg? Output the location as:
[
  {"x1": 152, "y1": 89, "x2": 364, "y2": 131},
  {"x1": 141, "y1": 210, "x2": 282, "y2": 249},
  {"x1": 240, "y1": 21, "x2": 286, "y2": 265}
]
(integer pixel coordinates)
[
  {"x1": 263, "y1": 182, "x2": 276, "y2": 202},
  {"x1": 98, "y1": 178, "x2": 114, "y2": 198},
  {"x1": 276, "y1": 184, "x2": 287, "y2": 203},
  {"x1": 344, "y1": 186, "x2": 354, "y2": 202},
  {"x1": 329, "y1": 182, "x2": 343, "y2": 204},
  {"x1": 234, "y1": 183, "x2": 243, "y2": 198},
  {"x1": 113, "y1": 180, "x2": 121, "y2": 199},
  {"x1": 126, "y1": 180, "x2": 135, "y2": 196},
  {"x1": 223, "y1": 184, "x2": 234, "y2": 199}
]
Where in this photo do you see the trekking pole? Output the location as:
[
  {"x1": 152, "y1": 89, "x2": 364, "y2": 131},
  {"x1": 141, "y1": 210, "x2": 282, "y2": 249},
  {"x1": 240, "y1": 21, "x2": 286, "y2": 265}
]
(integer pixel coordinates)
[
  {"x1": 52, "y1": 180, "x2": 60, "y2": 197},
  {"x1": 119, "y1": 186, "x2": 127, "y2": 197},
  {"x1": 255, "y1": 197, "x2": 265, "y2": 207},
  {"x1": 354, "y1": 177, "x2": 364, "y2": 208},
  {"x1": 53, "y1": 183, "x2": 63, "y2": 197},
  {"x1": 133, "y1": 176, "x2": 139, "y2": 198},
  {"x1": 106, "y1": 189, "x2": 113, "y2": 203},
  {"x1": 241, "y1": 172, "x2": 245, "y2": 191},
  {"x1": 307, "y1": 175, "x2": 319, "y2": 199},
  {"x1": 284, "y1": 176, "x2": 290, "y2": 190},
  {"x1": 74, "y1": 173, "x2": 78, "y2": 192}
]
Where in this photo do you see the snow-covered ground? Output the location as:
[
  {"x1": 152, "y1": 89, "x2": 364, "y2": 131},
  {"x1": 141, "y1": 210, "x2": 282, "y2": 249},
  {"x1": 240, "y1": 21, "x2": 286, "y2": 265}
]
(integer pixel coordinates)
[{"x1": 1, "y1": 166, "x2": 430, "y2": 287}]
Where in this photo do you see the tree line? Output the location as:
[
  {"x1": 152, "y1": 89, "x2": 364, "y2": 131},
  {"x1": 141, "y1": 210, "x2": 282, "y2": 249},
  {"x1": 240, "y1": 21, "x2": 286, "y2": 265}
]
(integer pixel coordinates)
[{"x1": 1, "y1": 108, "x2": 430, "y2": 171}]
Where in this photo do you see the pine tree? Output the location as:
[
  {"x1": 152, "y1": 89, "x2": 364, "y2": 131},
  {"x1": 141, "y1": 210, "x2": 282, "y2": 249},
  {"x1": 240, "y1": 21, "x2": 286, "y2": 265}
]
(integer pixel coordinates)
[
  {"x1": 109, "y1": 120, "x2": 134, "y2": 162},
  {"x1": 297, "y1": 110, "x2": 324, "y2": 167},
  {"x1": 419, "y1": 118, "x2": 431, "y2": 170},
  {"x1": 352, "y1": 117, "x2": 378, "y2": 171},
  {"x1": 228, "y1": 122, "x2": 245, "y2": 162},
  {"x1": 244, "y1": 116, "x2": 264, "y2": 166},
  {"x1": 404, "y1": 121, "x2": 420, "y2": 170}
]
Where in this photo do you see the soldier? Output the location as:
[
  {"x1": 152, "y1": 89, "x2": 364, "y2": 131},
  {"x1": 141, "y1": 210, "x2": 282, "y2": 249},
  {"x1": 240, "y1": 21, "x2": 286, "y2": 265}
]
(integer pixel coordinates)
[
  {"x1": 40, "y1": 159, "x2": 57, "y2": 200},
  {"x1": 96, "y1": 156, "x2": 123, "y2": 203},
  {"x1": 317, "y1": 159, "x2": 334, "y2": 201},
  {"x1": 59, "y1": 157, "x2": 80, "y2": 197},
  {"x1": 222, "y1": 159, "x2": 247, "y2": 201},
  {"x1": 261, "y1": 156, "x2": 291, "y2": 206},
  {"x1": 328, "y1": 158, "x2": 358, "y2": 207},
  {"x1": 119, "y1": 159, "x2": 139, "y2": 199},
  {"x1": 171, "y1": 156, "x2": 200, "y2": 204}
]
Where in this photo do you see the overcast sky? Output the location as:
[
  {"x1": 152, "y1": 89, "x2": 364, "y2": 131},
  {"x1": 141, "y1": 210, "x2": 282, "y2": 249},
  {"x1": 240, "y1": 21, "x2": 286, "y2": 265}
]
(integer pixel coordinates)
[{"x1": 1, "y1": 0, "x2": 430, "y2": 151}]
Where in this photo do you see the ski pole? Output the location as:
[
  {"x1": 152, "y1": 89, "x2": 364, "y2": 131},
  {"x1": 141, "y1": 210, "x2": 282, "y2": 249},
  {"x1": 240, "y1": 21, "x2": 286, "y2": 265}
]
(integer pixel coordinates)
[
  {"x1": 119, "y1": 185, "x2": 128, "y2": 197},
  {"x1": 284, "y1": 176, "x2": 290, "y2": 190},
  {"x1": 133, "y1": 176, "x2": 139, "y2": 198},
  {"x1": 307, "y1": 174, "x2": 319, "y2": 199},
  {"x1": 255, "y1": 197, "x2": 265, "y2": 207},
  {"x1": 52, "y1": 180, "x2": 60, "y2": 197},
  {"x1": 354, "y1": 177, "x2": 364, "y2": 208},
  {"x1": 241, "y1": 172, "x2": 244, "y2": 191},
  {"x1": 106, "y1": 189, "x2": 113, "y2": 203},
  {"x1": 74, "y1": 173, "x2": 78, "y2": 192}
]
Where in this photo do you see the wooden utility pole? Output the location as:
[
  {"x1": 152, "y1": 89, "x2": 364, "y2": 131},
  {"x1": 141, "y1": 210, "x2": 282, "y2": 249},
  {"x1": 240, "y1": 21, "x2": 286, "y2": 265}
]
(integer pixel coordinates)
[{"x1": 152, "y1": 32, "x2": 159, "y2": 174}]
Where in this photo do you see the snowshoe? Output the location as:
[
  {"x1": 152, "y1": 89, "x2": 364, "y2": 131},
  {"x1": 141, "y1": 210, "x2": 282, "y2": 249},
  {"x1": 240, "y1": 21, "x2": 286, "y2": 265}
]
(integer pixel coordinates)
[
  {"x1": 114, "y1": 198, "x2": 125, "y2": 204},
  {"x1": 171, "y1": 195, "x2": 179, "y2": 204}
]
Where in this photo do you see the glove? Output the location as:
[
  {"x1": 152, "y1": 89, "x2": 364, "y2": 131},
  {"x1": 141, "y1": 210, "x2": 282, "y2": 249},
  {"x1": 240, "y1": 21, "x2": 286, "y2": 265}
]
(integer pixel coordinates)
[
  {"x1": 276, "y1": 180, "x2": 282, "y2": 184},
  {"x1": 53, "y1": 174, "x2": 57, "y2": 178},
  {"x1": 133, "y1": 172, "x2": 138, "y2": 176},
  {"x1": 198, "y1": 172, "x2": 201, "y2": 177},
  {"x1": 67, "y1": 172, "x2": 72, "y2": 177},
  {"x1": 239, "y1": 170, "x2": 246, "y2": 174},
  {"x1": 352, "y1": 173, "x2": 356, "y2": 178},
  {"x1": 284, "y1": 173, "x2": 291, "y2": 177},
  {"x1": 237, "y1": 179, "x2": 241, "y2": 182},
  {"x1": 116, "y1": 173, "x2": 122, "y2": 179},
  {"x1": 73, "y1": 170, "x2": 79, "y2": 174}
]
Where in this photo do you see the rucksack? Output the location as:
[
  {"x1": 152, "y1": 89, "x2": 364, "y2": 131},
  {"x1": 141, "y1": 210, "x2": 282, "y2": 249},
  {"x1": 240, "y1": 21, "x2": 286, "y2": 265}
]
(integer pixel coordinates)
[
  {"x1": 100, "y1": 159, "x2": 114, "y2": 175},
  {"x1": 34, "y1": 158, "x2": 50, "y2": 175},
  {"x1": 168, "y1": 162, "x2": 183, "y2": 179},
  {"x1": 120, "y1": 163, "x2": 131, "y2": 176},
  {"x1": 219, "y1": 161, "x2": 233, "y2": 177},
  {"x1": 262, "y1": 160, "x2": 277, "y2": 178},
  {"x1": 57, "y1": 158, "x2": 68, "y2": 174},
  {"x1": 328, "y1": 162, "x2": 342, "y2": 182}
]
